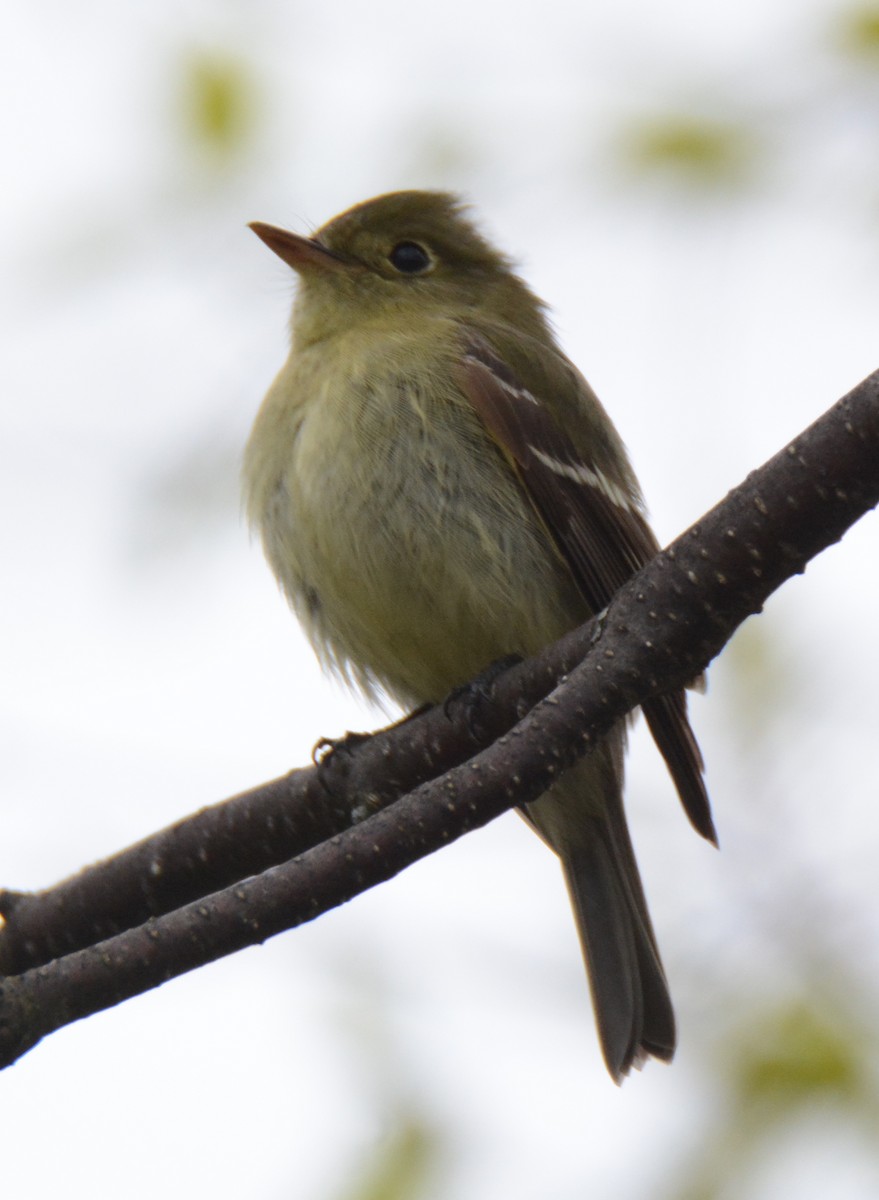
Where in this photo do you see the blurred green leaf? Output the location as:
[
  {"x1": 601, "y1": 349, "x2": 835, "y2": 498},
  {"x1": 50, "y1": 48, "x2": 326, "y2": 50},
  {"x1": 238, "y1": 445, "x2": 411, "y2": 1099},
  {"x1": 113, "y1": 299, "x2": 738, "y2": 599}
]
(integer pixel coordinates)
[
  {"x1": 665, "y1": 993, "x2": 879, "y2": 1199},
  {"x1": 618, "y1": 114, "x2": 758, "y2": 187},
  {"x1": 336, "y1": 1116, "x2": 438, "y2": 1200},
  {"x1": 178, "y1": 51, "x2": 258, "y2": 159},
  {"x1": 837, "y1": 4, "x2": 879, "y2": 58},
  {"x1": 732, "y1": 1002, "x2": 865, "y2": 1110}
]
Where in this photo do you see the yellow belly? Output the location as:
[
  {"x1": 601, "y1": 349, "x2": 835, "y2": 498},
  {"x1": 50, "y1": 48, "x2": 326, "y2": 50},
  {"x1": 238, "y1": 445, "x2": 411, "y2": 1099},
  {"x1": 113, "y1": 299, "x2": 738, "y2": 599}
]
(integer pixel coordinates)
[{"x1": 244, "y1": 329, "x2": 585, "y2": 707}]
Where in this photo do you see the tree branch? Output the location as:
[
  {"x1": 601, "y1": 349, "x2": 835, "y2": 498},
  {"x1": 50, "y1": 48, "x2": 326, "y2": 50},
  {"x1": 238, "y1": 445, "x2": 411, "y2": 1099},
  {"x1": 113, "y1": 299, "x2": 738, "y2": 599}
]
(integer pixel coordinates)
[{"x1": 0, "y1": 368, "x2": 877, "y2": 1069}]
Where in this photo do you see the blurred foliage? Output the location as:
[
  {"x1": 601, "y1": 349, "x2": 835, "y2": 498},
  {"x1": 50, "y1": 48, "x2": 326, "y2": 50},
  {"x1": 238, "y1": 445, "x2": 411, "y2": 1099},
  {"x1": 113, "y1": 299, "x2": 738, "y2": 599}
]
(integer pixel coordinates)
[
  {"x1": 617, "y1": 114, "x2": 759, "y2": 189},
  {"x1": 718, "y1": 617, "x2": 803, "y2": 752},
  {"x1": 335, "y1": 1116, "x2": 440, "y2": 1200},
  {"x1": 665, "y1": 988, "x2": 879, "y2": 1199},
  {"x1": 735, "y1": 1003, "x2": 867, "y2": 1106},
  {"x1": 837, "y1": 3, "x2": 879, "y2": 59},
  {"x1": 177, "y1": 50, "x2": 259, "y2": 163}
]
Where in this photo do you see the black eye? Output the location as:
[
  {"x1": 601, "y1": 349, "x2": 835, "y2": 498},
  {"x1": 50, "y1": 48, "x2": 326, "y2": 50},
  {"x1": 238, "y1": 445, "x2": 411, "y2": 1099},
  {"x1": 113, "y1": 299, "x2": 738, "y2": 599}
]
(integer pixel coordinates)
[{"x1": 388, "y1": 241, "x2": 432, "y2": 274}]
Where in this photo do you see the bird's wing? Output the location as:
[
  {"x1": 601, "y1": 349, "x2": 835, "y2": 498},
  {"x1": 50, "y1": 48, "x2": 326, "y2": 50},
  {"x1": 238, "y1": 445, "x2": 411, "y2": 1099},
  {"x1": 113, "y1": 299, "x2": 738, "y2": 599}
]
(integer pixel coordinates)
[{"x1": 457, "y1": 329, "x2": 715, "y2": 844}]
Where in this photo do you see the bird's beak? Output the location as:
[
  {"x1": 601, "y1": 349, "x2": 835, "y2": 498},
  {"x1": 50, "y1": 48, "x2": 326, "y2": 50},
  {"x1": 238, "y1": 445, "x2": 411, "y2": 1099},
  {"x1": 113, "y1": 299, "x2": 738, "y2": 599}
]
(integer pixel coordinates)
[{"x1": 249, "y1": 222, "x2": 351, "y2": 274}]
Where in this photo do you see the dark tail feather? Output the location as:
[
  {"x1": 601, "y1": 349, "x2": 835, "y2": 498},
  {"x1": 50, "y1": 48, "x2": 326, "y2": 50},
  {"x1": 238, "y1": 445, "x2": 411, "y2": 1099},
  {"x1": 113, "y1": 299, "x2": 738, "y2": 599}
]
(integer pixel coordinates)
[
  {"x1": 644, "y1": 690, "x2": 717, "y2": 845},
  {"x1": 561, "y1": 810, "x2": 675, "y2": 1082}
]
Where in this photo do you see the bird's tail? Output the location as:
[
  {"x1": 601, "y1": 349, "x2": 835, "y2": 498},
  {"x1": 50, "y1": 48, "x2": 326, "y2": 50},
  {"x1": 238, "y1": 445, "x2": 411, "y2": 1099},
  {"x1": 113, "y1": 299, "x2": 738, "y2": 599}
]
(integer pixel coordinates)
[
  {"x1": 524, "y1": 741, "x2": 675, "y2": 1082},
  {"x1": 560, "y1": 805, "x2": 675, "y2": 1081}
]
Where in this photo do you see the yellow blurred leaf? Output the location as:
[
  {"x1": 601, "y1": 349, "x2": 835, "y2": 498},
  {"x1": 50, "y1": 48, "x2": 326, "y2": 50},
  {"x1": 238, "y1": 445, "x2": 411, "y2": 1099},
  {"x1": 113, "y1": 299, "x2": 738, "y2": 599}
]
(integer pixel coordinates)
[
  {"x1": 619, "y1": 114, "x2": 758, "y2": 186},
  {"x1": 837, "y1": 4, "x2": 879, "y2": 58},
  {"x1": 733, "y1": 1003, "x2": 865, "y2": 1109},
  {"x1": 178, "y1": 51, "x2": 258, "y2": 158},
  {"x1": 337, "y1": 1117, "x2": 438, "y2": 1200}
]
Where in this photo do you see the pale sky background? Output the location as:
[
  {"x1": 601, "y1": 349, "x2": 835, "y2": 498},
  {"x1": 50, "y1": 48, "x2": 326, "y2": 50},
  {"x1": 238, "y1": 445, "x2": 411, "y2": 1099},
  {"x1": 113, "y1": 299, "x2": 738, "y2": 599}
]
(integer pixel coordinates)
[{"x1": 2, "y1": 2, "x2": 879, "y2": 1198}]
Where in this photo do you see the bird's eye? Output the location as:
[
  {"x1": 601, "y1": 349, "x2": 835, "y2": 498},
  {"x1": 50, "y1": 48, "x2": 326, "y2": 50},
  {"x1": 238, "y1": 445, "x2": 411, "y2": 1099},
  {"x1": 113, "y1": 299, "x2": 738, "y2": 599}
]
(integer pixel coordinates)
[{"x1": 388, "y1": 241, "x2": 432, "y2": 275}]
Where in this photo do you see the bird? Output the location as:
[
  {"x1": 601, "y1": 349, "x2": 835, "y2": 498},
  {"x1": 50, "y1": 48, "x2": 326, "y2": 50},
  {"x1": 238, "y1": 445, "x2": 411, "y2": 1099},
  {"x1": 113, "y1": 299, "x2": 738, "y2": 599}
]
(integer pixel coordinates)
[{"x1": 243, "y1": 190, "x2": 714, "y2": 1081}]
